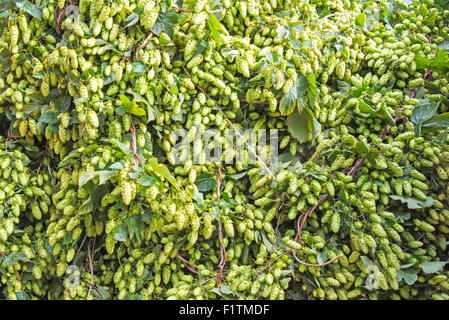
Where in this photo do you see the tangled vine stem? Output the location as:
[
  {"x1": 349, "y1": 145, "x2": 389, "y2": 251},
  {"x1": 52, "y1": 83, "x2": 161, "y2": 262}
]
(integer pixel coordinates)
[
  {"x1": 262, "y1": 249, "x2": 292, "y2": 272},
  {"x1": 161, "y1": 282, "x2": 167, "y2": 297},
  {"x1": 55, "y1": 1, "x2": 72, "y2": 35},
  {"x1": 295, "y1": 194, "x2": 328, "y2": 244},
  {"x1": 74, "y1": 234, "x2": 87, "y2": 261},
  {"x1": 86, "y1": 238, "x2": 95, "y2": 297},
  {"x1": 216, "y1": 167, "x2": 227, "y2": 280},
  {"x1": 176, "y1": 253, "x2": 198, "y2": 275},
  {"x1": 135, "y1": 33, "x2": 153, "y2": 61},
  {"x1": 80, "y1": 279, "x2": 107, "y2": 300},
  {"x1": 130, "y1": 117, "x2": 140, "y2": 166}
]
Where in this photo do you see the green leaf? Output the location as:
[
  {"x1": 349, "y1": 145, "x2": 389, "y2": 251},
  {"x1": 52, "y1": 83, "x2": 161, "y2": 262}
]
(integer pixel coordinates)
[
  {"x1": 279, "y1": 85, "x2": 297, "y2": 116},
  {"x1": 390, "y1": 195, "x2": 434, "y2": 209},
  {"x1": 120, "y1": 94, "x2": 146, "y2": 117},
  {"x1": 279, "y1": 75, "x2": 308, "y2": 116},
  {"x1": 15, "y1": 292, "x2": 30, "y2": 300},
  {"x1": 422, "y1": 113, "x2": 449, "y2": 128},
  {"x1": 286, "y1": 109, "x2": 313, "y2": 143},
  {"x1": 431, "y1": 49, "x2": 449, "y2": 71},
  {"x1": 360, "y1": 256, "x2": 373, "y2": 268},
  {"x1": 356, "y1": 140, "x2": 370, "y2": 154},
  {"x1": 396, "y1": 269, "x2": 418, "y2": 285},
  {"x1": 339, "y1": 188, "x2": 348, "y2": 203},
  {"x1": 414, "y1": 53, "x2": 430, "y2": 70},
  {"x1": 93, "y1": 286, "x2": 111, "y2": 300},
  {"x1": 105, "y1": 138, "x2": 132, "y2": 156},
  {"x1": 195, "y1": 173, "x2": 217, "y2": 192},
  {"x1": 131, "y1": 62, "x2": 147, "y2": 75},
  {"x1": 13, "y1": 0, "x2": 42, "y2": 20},
  {"x1": 208, "y1": 13, "x2": 228, "y2": 45},
  {"x1": 128, "y1": 104, "x2": 146, "y2": 117},
  {"x1": 411, "y1": 99, "x2": 439, "y2": 125},
  {"x1": 355, "y1": 10, "x2": 366, "y2": 28},
  {"x1": 219, "y1": 285, "x2": 236, "y2": 296},
  {"x1": 137, "y1": 176, "x2": 155, "y2": 186},
  {"x1": 151, "y1": 11, "x2": 178, "y2": 39},
  {"x1": 193, "y1": 187, "x2": 204, "y2": 210},
  {"x1": 439, "y1": 41, "x2": 449, "y2": 54},
  {"x1": 358, "y1": 100, "x2": 377, "y2": 115},
  {"x1": 22, "y1": 103, "x2": 43, "y2": 114},
  {"x1": 127, "y1": 215, "x2": 145, "y2": 243},
  {"x1": 227, "y1": 171, "x2": 247, "y2": 181},
  {"x1": 220, "y1": 48, "x2": 239, "y2": 59},
  {"x1": 113, "y1": 224, "x2": 128, "y2": 242},
  {"x1": 119, "y1": 93, "x2": 133, "y2": 109},
  {"x1": 124, "y1": 12, "x2": 140, "y2": 28},
  {"x1": 147, "y1": 157, "x2": 181, "y2": 193},
  {"x1": 0, "y1": 10, "x2": 10, "y2": 18},
  {"x1": 411, "y1": 99, "x2": 440, "y2": 136},
  {"x1": 38, "y1": 111, "x2": 58, "y2": 124},
  {"x1": 305, "y1": 72, "x2": 317, "y2": 97},
  {"x1": 32, "y1": 70, "x2": 45, "y2": 79},
  {"x1": 295, "y1": 75, "x2": 309, "y2": 108},
  {"x1": 1, "y1": 252, "x2": 28, "y2": 267},
  {"x1": 317, "y1": 249, "x2": 329, "y2": 265},
  {"x1": 55, "y1": 95, "x2": 72, "y2": 113},
  {"x1": 366, "y1": 148, "x2": 379, "y2": 166},
  {"x1": 109, "y1": 162, "x2": 125, "y2": 170},
  {"x1": 78, "y1": 170, "x2": 114, "y2": 188},
  {"x1": 379, "y1": 103, "x2": 395, "y2": 126},
  {"x1": 415, "y1": 86, "x2": 425, "y2": 99},
  {"x1": 78, "y1": 172, "x2": 97, "y2": 188},
  {"x1": 97, "y1": 170, "x2": 115, "y2": 185},
  {"x1": 419, "y1": 261, "x2": 447, "y2": 274},
  {"x1": 78, "y1": 196, "x2": 93, "y2": 215}
]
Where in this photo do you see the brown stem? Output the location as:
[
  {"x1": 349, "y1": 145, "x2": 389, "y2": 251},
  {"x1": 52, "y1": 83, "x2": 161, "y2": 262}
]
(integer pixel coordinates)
[
  {"x1": 346, "y1": 157, "x2": 366, "y2": 177},
  {"x1": 216, "y1": 167, "x2": 227, "y2": 280},
  {"x1": 135, "y1": 33, "x2": 153, "y2": 61},
  {"x1": 74, "y1": 234, "x2": 87, "y2": 261},
  {"x1": 209, "y1": 8, "x2": 225, "y2": 14},
  {"x1": 55, "y1": 3, "x2": 69, "y2": 35},
  {"x1": 161, "y1": 282, "x2": 167, "y2": 297},
  {"x1": 7, "y1": 124, "x2": 21, "y2": 139},
  {"x1": 86, "y1": 238, "x2": 95, "y2": 298},
  {"x1": 176, "y1": 253, "x2": 198, "y2": 275},
  {"x1": 55, "y1": 6, "x2": 61, "y2": 35},
  {"x1": 262, "y1": 249, "x2": 292, "y2": 272},
  {"x1": 295, "y1": 194, "x2": 328, "y2": 243},
  {"x1": 130, "y1": 117, "x2": 140, "y2": 166},
  {"x1": 80, "y1": 279, "x2": 107, "y2": 300},
  {"x1": 347, "y1": 113, "x2": 402, "y2": 178}
]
